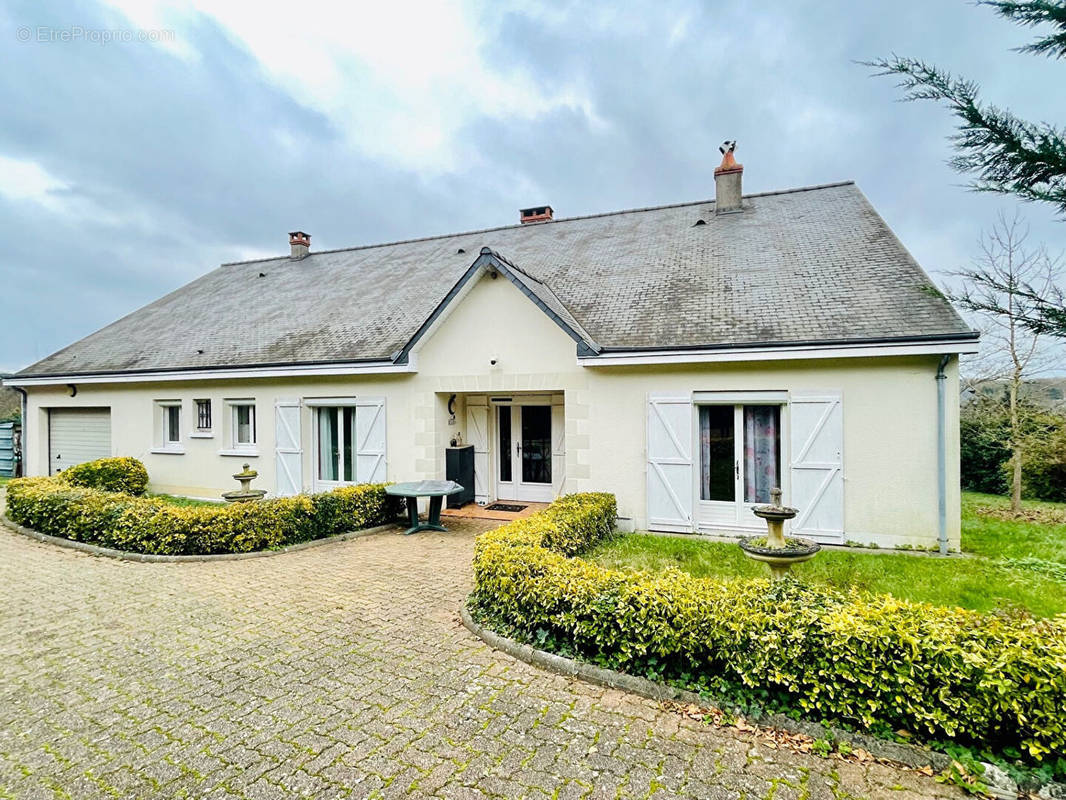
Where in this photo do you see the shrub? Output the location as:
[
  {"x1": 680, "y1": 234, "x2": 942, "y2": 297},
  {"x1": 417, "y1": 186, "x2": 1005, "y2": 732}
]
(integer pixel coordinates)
[
  {"x1": 471, "y1": 494, "x2": 1066, "y2": 761},
  {"x1": 5, "y1": 476, "x2": 397, "y2": 555},
  {"x1": 960, "y1": 399, "x2": 1010, "y2": 495},
  {"x1": 1019, "y1": 424, "x2": 1066, "y2": 504},
  {"x1": 59, "y1": 457, "x2": 149, "y2": 495}
]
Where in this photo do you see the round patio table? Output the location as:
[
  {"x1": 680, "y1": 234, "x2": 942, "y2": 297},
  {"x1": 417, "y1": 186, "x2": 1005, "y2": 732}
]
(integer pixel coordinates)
[{"x1": 386, "y1": 480, "x2": 464, "y2": 535}]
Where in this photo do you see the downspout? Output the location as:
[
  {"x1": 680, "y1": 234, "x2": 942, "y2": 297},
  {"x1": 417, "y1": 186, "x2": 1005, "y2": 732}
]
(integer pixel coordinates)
[
  {"x1": 935, "y1": 355, "x2": 950, "y2": 555},
  {"x1": 13, "y1": 386, "x2": 27, "y2": 478}
]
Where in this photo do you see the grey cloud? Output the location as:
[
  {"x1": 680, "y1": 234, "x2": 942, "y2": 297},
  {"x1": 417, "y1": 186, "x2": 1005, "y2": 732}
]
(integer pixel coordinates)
[{"x1": 1, "y1": 0, "x2": 1064, "y2": 371}]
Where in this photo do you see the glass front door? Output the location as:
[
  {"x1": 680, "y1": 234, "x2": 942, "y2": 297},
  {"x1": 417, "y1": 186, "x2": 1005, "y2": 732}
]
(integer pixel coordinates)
[
  {"x1": 697, "y1": 404, "x2": 782, "y2": 529},
  {"x1": 496, "y1": 404, "x2": 553, "y2": 502},
  {"x1": 315, "y1": 406, "x2": 357, "y2": 489}
]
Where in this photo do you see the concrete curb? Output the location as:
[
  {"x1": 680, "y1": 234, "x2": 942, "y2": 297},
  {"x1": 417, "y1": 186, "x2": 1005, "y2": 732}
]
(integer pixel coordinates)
[
  {"x1": 0, "y1": 515, "x2": 399, "y2": 563},
  {"x1": 460, "y1": 603, "x2": 954, "y2": 773}
]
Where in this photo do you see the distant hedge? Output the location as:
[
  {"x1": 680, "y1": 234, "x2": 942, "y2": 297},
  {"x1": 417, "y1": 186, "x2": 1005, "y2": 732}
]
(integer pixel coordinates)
[
  {"x1": 471, "y1": 494, "x2": 1066, "y2": 761},
  {"x1": 59, "y1": 457, "x2": 149, "y2": 495},
  {"x1": 6, "y1": 475, "x2": 399, "y2": 555}
]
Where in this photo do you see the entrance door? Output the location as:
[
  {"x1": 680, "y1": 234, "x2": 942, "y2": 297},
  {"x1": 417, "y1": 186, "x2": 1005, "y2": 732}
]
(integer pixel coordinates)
[
  {"x1": 696, "y1": 404, "x2": 782, "y2": 530},
  {"x1": 496, "y1": 405, "x2": 553, "y2": 502}
]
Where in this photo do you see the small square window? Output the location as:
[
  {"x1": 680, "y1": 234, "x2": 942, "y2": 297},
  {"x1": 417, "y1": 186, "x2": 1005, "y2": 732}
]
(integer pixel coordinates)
[{"x1": 195, "y1": 399, "x2": 212, "y2": 431}]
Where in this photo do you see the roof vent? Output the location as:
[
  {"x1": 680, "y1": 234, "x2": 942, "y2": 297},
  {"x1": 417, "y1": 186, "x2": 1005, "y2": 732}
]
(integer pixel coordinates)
[
  {"x1": 289, "y1": 231, "x2": 310, "y2": 259},
  {"x1": 519, "y1": 205, "x2": 553, "y2": 224}
]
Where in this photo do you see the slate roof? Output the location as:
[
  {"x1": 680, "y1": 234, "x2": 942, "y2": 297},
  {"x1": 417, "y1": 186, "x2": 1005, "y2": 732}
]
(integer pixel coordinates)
[{"x1": 16, "y1": 181, "x2": 975, "y2": 377}]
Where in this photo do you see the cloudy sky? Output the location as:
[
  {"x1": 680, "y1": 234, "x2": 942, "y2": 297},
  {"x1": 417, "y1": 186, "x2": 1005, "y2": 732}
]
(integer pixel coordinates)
[{"x1": 1, "y1": 0, "x2": 1064, "y2": 373}]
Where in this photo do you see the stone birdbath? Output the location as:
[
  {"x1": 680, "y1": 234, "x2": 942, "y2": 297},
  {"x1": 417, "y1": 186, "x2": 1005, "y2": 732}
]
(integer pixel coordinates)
[
  {"x1": 738, "y1": 488, "x2": 820, "y2": 579},
  {"x1": 221, "y1": 463, "x2": 267, "y2": 503}
]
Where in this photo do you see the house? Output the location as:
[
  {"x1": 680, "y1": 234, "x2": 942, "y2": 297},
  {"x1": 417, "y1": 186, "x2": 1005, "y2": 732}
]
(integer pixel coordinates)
[{"x1": 6, "y1": 151, "x2": 978, "y2": 549}]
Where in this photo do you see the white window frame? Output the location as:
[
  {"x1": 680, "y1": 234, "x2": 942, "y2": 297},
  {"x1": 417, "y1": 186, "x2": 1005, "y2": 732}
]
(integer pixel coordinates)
[
  {"x1": 220, "y1": 399, "x2": 258, "y2": 457},
  {"x1": 151, "y1": 400, "x2": 184, "y2": 454},
  {"x1": 190, "y1": 398, "x2": 213, "y2": 438}
]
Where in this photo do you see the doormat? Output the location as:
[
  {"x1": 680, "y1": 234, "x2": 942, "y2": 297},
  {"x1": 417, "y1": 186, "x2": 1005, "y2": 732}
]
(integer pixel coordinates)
[{"x1": 484, "y1": 503, "x2": 527, "y2": 513}]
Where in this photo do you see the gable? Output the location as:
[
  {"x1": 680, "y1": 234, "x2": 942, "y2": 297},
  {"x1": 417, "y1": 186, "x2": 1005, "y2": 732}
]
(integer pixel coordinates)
[
  {"x1": 414, "y1": 266, "x2": 582, "y2": 378},
  {"x1": 394, "y1": 249, "x2": 598, "y2": 367}
]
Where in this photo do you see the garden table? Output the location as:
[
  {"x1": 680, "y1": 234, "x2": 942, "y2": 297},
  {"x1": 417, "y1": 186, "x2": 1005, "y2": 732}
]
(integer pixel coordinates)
[{"x1": 386, "y1": 480, "x2": 464, "y2": 535}]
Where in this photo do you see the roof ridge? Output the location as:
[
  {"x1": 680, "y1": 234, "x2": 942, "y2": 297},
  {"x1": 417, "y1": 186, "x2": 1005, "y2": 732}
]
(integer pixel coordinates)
[{"x1": 220, "y1": 180, "x2": 857, "y2": 267}]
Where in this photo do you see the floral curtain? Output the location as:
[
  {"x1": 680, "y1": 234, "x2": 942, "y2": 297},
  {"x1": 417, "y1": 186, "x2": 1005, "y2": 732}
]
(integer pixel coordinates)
[{"x1": 743, "y1": 405, "x2": 780, "y2": 503}]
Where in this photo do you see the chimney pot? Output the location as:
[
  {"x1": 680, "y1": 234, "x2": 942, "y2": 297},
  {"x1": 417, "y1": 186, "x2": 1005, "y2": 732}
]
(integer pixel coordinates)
[
  {"x1": 519, "y1": 205, "x2": 553, "y2": 224},
  {"x1": 714, "y1": 140, "x2": 743, "y2": 214},
  {"x1": 289, "y1": 230, "x2": 310, "y2": 259}
]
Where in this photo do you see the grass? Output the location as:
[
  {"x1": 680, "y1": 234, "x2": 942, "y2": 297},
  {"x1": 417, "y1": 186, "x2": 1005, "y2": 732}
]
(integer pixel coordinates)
[
  {"x1": 584, "y1": 491, "x2": 1066, "y2": 618},
  {"x1": 148, "y1": 492, "x2": 224, "y2": 508},
  {"x1": 962, "y1": 491, "x2": 1066, "y2": 563}
]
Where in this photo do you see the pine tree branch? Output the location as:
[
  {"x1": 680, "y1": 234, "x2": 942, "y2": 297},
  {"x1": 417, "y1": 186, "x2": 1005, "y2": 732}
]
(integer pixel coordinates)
[
  {"x1": 979, "y1": 1, "x2": 1066, "y2": 59},
  {"x1": 864, "y1": 55, "x2": 1066, "y2": 216}
]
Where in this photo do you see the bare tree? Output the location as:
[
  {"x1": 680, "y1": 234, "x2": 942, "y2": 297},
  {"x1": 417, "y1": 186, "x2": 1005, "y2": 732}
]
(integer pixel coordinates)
[{"x1": 952, "y1": 211, "x2": 1062, "y2": 511}]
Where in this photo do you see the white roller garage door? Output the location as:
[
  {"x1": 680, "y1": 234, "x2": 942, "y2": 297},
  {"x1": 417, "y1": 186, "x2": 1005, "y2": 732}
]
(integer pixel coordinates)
[{"x1": 49, "y1": 408, "x2": 112, "y2": 475}]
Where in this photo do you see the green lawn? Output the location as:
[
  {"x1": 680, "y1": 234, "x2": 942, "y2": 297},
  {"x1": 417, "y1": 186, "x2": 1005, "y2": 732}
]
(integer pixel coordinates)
[
  {"x1": 584, "y1": 491, "x2": 1066, "y2": 618},
  {"x1": 149, "y1": 493, "x2": 225, "y2": 508}
]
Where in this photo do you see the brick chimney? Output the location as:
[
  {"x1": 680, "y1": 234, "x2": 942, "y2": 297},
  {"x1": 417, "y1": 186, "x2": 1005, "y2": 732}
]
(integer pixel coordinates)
[
  {"x1": 519, "y1": 206, "x2": 553, "y2": 224},
  {"x1": 714, "y1": 141, "x2": 743, "y2": 214},
  {"x1": 289, "y1": 231, "x2": 310, "y2": 259}
]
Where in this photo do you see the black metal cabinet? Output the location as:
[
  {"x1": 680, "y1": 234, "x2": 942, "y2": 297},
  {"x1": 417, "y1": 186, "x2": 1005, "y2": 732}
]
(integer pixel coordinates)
[{"x1": 445, "y1": 446, "x2": 475, "y2": 508}]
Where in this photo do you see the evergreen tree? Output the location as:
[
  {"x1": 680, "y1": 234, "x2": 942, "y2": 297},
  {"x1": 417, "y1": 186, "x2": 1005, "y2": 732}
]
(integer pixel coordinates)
[{"x1": 867, "y1": 2, "x2": 1066, "y2": 336}]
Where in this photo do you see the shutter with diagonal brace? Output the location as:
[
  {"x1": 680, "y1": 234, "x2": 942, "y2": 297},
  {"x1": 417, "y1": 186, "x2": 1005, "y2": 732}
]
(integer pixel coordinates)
[
  {"x1": 467, "y1": 402, "x2": 489, "y2": 504},
  {"x1": 789, "y1": 392, "x2": 844, "y2": 541},
  {"x1": 354, "y1": 397, "x2": 387, "y2": 483},
  {"x1": 551, "y1": 400, "x2": 565, "y2": 497},
  {"x1": 646, "y1": 394, "x2": 694, "y2": 532},
  {"x1": 274, "y1": 399, "x2": 302, "y2": 496}
]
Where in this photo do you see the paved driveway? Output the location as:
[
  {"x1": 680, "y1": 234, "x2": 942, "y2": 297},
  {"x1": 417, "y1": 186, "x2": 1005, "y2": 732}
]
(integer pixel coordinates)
[{"x1": 0, "y1": 519, "x2": 960, "y2": 800}]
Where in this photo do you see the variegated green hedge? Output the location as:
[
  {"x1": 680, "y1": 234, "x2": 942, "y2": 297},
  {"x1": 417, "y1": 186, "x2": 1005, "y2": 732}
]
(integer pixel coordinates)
[
  {"x1": 6, "y1": 473, "x2": 399, "y2": 555},
  {"x1": 471, "y1": 493, "x2": 1066, "y2": 761},
  {"x1": 59, "y1": 456, "x2": 149, "y2": 495}
]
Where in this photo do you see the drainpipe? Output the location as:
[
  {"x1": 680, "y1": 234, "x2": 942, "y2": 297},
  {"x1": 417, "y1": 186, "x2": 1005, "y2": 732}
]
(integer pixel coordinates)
[
  {"x1": 935, "y1": 355, "x2": 950, "y2": 555},
  {"x1": 13, "y1": 386, "x2": 27, "y2": 478}
]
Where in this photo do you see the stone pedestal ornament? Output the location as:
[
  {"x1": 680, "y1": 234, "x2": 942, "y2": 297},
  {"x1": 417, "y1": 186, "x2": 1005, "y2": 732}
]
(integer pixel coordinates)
[
  {"x1": 739, "y1": 487, "x2": 820, "y2": 579},
  {"x1": 221, "y1": 463, "x2": 267, "y2": 503}
]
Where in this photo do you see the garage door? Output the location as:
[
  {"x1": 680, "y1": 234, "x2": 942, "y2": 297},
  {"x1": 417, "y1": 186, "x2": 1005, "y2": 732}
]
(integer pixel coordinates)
[{"x1": 49, "y1": 408, "x2": 112, "y2": 475}]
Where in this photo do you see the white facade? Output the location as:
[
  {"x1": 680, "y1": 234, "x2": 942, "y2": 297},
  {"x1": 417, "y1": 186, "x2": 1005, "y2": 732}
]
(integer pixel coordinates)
[{"x1": 15, "y1": 269, "x2": 965, "y2": 549}]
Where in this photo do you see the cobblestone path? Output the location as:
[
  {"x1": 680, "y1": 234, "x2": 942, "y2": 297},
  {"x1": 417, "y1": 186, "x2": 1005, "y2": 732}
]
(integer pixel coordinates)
[{"x1": 0, "y1": 520, "x2": 961, "y2": 799}]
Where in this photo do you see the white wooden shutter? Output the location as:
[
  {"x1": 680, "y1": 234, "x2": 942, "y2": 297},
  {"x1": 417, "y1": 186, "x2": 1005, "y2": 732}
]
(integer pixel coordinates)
[
  {"x1": 551, "y1": 401, "x2": 565, "y2": 497},
  {"x1": 789, "y1": 392, "x2": 844, "y2": 541},
  {"x1": 468, "y1": 404, "x2": 489, "y2": 504},
  {"x1": 355, "y1": 397, "x2": 387, "y2": 483},
  {"x1": 646, "y1": 394, "x2": 694, "y2": 532},
  {"x1": 274, "y1": 400, "x2": 303, "y2": 496}
]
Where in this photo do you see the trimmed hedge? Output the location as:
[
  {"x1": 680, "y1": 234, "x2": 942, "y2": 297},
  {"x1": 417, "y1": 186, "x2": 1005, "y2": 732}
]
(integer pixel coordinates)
[
  {"x1": 59, "y1": 457, "x2": 149, "y2": 495},
  {"x1": 6, "y1": 476, "x2": 399, "y2": 555},
  {"x1": 471, "y1": 493, "x2": 1066, "y2": 761}
]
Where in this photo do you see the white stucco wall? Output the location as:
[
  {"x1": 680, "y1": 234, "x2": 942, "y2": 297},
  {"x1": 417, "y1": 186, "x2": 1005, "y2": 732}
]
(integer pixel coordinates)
[{"x1": 21, "y1": 269, "x2": 961, "y2": 549}]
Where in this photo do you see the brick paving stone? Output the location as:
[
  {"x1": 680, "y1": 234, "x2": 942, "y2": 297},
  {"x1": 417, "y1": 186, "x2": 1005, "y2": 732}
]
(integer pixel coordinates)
[{"x1": 0, "y1": 516, "x2": 964, "y2": 799}]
